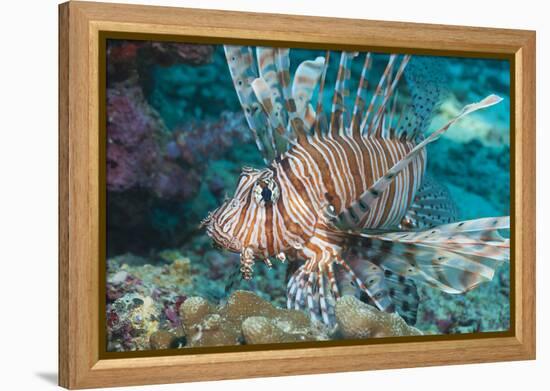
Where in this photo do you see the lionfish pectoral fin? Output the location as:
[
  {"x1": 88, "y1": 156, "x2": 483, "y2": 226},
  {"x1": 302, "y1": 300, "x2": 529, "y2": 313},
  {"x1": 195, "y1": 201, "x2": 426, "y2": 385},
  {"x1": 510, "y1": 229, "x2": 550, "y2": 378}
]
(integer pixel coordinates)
[
  {"x1": 399, "y1": 175, "x2": 459, "y2": 230},
  {"x1": 383, "y1": 272, "x2": 419, "y2": 325},
  {"x1": 286, "y1": 260, "x2": 340, "y2": 326},
  {"x1": 352, "y1": 216, "x2": 509, "y2": 294},
  {"x1": 334, "y1": 257, "x2": 395, "y2": 313},
  {"x1": 337, "y1": 256, "x2": 420, "y2": 325},
  {"x1": 334, "y1": 95, "x2": 503, "y2": 231}
]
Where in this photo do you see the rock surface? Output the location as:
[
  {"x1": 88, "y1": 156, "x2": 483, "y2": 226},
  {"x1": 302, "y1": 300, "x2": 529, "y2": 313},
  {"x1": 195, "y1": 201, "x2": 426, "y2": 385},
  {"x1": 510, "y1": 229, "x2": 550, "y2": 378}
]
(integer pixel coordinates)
[{"x1": 335, "y1": 296, "x2": 422, "y2": 339}]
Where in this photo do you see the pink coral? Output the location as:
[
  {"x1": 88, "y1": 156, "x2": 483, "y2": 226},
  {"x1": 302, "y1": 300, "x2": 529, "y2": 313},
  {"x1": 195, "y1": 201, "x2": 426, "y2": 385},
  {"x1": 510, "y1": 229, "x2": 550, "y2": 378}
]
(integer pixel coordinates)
[
  {"x1": 106, "y1": 82, "x2": 202, "y2": 200},
  {"x1": 106, "y1": 83, "x2": 163, "y2": 192}
]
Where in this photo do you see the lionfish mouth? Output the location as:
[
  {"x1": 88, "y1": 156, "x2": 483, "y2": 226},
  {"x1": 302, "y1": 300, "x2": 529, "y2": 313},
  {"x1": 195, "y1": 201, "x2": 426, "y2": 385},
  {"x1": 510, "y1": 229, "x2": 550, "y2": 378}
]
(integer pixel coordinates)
[{"x1": 199, "y1": 211, "x2": 242, "y2": 253}]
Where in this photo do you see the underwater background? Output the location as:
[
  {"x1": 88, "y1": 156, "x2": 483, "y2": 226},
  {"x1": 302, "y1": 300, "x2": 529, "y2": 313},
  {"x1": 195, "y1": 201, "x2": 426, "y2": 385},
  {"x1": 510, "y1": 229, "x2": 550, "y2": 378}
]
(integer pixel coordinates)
[{"x1": 105, "y1": 40, "x2": 510, "y2": 352}]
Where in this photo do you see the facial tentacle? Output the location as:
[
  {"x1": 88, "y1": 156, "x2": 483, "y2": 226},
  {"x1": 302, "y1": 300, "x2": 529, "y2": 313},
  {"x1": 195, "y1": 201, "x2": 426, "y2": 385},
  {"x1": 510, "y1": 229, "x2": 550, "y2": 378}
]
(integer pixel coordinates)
[{"x1": 240, "y1": 247, "x2": 255, "y2": 280}]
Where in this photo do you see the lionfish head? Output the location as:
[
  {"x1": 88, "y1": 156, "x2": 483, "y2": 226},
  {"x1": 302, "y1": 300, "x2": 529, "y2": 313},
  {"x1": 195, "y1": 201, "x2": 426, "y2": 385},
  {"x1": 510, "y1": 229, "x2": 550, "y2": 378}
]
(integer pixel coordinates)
[{"x1": 200, "y1": 166, "x2": 280, "y2": 255}]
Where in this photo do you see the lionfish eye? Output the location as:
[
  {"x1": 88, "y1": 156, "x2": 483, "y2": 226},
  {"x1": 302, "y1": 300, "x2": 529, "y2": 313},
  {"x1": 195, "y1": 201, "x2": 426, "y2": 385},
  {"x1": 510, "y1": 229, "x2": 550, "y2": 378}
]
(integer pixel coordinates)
[
  {"x1": 253, "y1": 179, "x2": 279, "y2": 205},
  {"x1": 261, "y1": 187, "x2": 272, "y2": 202}
]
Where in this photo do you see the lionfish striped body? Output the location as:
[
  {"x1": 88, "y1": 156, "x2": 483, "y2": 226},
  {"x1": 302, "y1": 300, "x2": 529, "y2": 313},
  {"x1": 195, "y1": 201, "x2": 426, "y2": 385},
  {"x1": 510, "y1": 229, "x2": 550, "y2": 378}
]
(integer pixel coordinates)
[{"x1": 202, "y1": 46, "x2": 510, "y2": 325}]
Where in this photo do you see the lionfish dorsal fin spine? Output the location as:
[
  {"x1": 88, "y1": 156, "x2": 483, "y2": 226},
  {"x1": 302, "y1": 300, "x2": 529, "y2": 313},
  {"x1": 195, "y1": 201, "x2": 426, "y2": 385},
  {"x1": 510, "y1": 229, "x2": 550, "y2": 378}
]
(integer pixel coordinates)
[
  {"x1": 329, "y1": 52, "x2": 356, "y2": 137},
  {"x1": 274, "y1": 48, "x2": 306, "y2": 142},
  {"x1": 314, "y1": 50, "x2": 331, "y2": 137},
  {"x1": 224, "y1": 45, "x2": 275, "y2": 163},
  {"x1": 359, "y1": 54, "x2": 396, "y2": 136},
  {"x1": 251, "y1": 77, "x2": 286, "y2": 154},
  {"x1": 256, "y1": 47, "x2": 289, "y2": 152},
  {"x1": 350, "y1": 53, "x2": 372, "y2": 139},
  {"x1": 292, "y1": 56, "x2": 325, "y2": 134},
  {"x1": 386, "y1": 89, "x2": 400, "y2": 139},
  {"x1": 373, "y1": 56, "x2": 411, "y2": 137},
  {"x1": 256, "y1": 47, "x2": 284, "y2": 109},
  {"x1": 372, "y1": 57, "x2": 396, "y2": 138},
  {"x1": 377, "y1": 56, "x2": 411, "y2": 139}
]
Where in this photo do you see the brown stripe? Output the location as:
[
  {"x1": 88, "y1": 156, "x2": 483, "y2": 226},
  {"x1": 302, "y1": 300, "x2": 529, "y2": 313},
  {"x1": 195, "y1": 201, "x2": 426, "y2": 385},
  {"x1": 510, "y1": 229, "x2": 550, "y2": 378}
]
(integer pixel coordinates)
[
  {"x1": 258, "y1": 50, "x2": 272, "y2": 69},
  {"x1": 320, "y1": 137, "x2": 353, "y2": 209},
  {"x1": 295, "y1": 141, "x2": 340, "y2": 211},
  {"x1": 265, "y1": 202, "x2": 274, "y2": 255},
  {"x1": 233, "y1": 190, "x2": 253, "y2": 240},
  {"x1": 285, "y1": 99, "x2": 297, "y2": 112},
  {"x1": 295, "y1": 75, "x2": 315, "y2": 84},
  {"x1": 280, "y1": 158, "x2": 316, "y2": 213},
  {"x1": 243, "y1": 204, "x2": 259, "y2": 247},
  {"x1": 356, "y1": 137, "x2": 376, "y2": 189},
  {"x1": 305, "y1": 242, "x2": 323, "y2": 262},
  {"x1": 262, "y1": 98, "x2": 274, "y2": 114},
  {"x1": 334, "y1": 135, "x2": 364, "y2": 206},
  {"x1": 275, "y1": 188, "x2": 307, "y2": 242},
  {"x1": 272, "y1": 207, "x2": 287, "y2": 250}
]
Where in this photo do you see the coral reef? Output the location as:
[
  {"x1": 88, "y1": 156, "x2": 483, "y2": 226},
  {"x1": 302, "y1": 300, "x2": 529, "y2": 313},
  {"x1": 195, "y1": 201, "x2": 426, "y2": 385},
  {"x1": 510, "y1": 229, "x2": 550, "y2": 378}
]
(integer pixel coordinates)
[
  {"x1": 106, "y1": 272, "x2": 331, "y2": 351},
  {"x1": 180, "y1": 291, "x2": 328, "y2": 347},
  {"x1": 335, "y1": 296, "x2": 422, "y2": 339},
  {"x1": 149, "y1": 330, "x2": 178, "y2": 350},
  {"x1": 108, "y1": 293, "x2": 160, "y2": 351},
  {"x1": 106, "y1": 81, "x2": 199, "y2": 200},
  {"x1": 106, "y1": 240, "x2": 506, "y2": 352},
  {"x1": 106, "y1": 111, "x2": 256, "y2": 255},
  {"x1": 106, "y1": 246, "x2": 289, "y2": 351}
]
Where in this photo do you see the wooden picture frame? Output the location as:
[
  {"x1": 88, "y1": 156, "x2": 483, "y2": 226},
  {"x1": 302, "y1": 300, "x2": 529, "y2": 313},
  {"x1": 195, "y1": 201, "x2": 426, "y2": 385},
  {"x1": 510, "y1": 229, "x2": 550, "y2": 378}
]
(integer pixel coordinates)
[{"x1": 58, "y1": 1, "x2": 536, "y2": 388}]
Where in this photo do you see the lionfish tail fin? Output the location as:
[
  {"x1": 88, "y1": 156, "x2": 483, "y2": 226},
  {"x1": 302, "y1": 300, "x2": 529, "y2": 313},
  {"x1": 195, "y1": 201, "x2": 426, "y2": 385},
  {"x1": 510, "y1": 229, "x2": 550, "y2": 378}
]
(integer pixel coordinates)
[
  {"x1": 357, "y1": 216, "x2": 510, "y2": 294},
  {"x1": 331, "y1": 94, "x2": 503, "y2": 230}
]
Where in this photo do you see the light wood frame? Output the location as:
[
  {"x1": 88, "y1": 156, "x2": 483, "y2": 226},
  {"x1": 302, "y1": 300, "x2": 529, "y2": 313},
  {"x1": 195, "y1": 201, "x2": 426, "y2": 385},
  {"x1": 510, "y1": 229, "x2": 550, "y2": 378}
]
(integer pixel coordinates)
[{"x1": 59, "y1": 1, "x2": 536, "y2": 388}]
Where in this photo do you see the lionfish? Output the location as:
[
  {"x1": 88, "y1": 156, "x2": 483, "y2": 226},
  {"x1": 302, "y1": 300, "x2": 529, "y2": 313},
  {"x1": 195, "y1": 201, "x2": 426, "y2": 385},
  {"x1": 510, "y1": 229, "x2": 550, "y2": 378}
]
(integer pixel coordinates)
[{"x1": 200, "y1": 46, "x2": 510, "y2": 325}]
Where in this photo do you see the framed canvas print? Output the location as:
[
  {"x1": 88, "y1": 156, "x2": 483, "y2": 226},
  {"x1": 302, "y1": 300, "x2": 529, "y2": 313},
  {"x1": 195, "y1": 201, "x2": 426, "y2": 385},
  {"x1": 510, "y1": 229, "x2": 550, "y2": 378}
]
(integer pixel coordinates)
[{"x1": 58, "y1": 1, "x2": 536, "y2": 389}]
